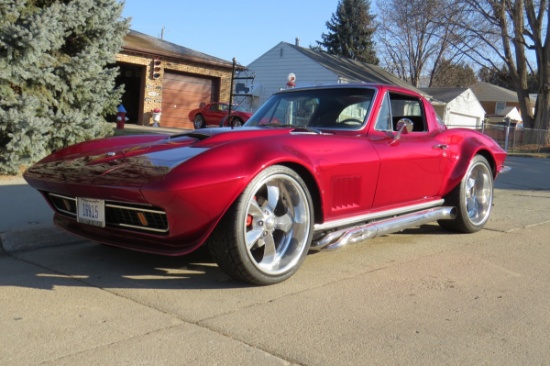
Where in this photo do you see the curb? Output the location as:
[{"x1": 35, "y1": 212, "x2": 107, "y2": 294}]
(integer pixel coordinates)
[{"x1": 0, "y1": 225, "x2": 82, "y2": 255}]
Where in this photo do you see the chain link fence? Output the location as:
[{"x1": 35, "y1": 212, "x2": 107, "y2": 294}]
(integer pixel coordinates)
[{"x1": 481, "y1": 123, "x2": 550, "y2": 154}]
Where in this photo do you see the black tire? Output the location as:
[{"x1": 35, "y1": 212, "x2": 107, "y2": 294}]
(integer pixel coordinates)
[
  {"x1": 208, "y1": 165, "x2": 314, "y2": 285},
  {"x1": 231, "y1": 118, "x2": 243, "y2": 127},
  {"x1": 222, "y1": 116, "x2": 243, "y2": 128},
  {"x1": 438, "y1": 155, "x2": 494, "y2": 233},
  {"x1": 193, "y1": 114, "x2": 205, "y2": 129}
]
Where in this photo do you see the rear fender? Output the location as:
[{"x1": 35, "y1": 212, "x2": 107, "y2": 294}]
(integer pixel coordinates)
[{"x1": 442, "y1": 136, "x2": 502, "y2": 196}]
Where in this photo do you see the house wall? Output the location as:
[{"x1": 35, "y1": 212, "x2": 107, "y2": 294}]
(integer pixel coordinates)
[
  {"x1": 246, "y1": 42, "x2": 338, "y2": 108},
  {"x1": 116, "y1": 52, "x2": 232, "y2": 126},
  {"x1": 444, "y1": 90, "x2": 485, "y2": 129}
]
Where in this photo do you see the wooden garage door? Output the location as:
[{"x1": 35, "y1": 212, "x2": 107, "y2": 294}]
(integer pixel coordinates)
[{"x1": 162, "y1": 72, "x2": 216, "y2": 129}]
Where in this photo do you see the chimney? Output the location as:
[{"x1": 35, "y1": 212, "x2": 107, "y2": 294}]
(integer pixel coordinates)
[{"x1": 295, "y1": 37, "x2": 300, "y2": 47}]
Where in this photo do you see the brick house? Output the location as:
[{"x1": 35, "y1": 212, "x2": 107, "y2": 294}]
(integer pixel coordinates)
[{"x1": 115, "y1": 30, "x2": 237, "y2": 129}]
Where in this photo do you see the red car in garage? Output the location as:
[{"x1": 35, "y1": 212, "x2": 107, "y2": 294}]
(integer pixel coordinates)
[{"x1": 188, "y1": 102, "x2": 252, "y2": 129}]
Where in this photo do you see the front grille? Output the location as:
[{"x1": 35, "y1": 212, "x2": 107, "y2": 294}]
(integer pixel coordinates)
[{"x1": 47, "y1": 193, "x2": 169, "y2": 234}]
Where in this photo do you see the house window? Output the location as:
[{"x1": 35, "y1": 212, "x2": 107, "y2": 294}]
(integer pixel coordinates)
[{"x1": 495, "y1": 102, "x2": 506, "y2": 114}]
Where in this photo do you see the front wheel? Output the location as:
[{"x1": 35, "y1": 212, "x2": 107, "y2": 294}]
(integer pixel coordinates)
[
  {"x1": 193, "y1": 114, "x2": 205, "y2": 129},
  {"x1": 438, "y1": 155, "x2": 494, "y2": 233},
  {"x1": 208, "y1": 165, "x2": 314, "y2": 285}
]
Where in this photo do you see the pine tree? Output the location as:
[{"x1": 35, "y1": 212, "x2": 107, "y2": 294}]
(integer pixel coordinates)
[
  {"x1": 317, "y1": 0, "x2": 378, "y2": 64},
  {"x1": 0, "y1": 0, "x2": 129, "y2": 174}
]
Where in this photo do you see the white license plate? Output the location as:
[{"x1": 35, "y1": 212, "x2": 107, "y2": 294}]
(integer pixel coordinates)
[{"x1": 77, "y1": 198, "x2": 105, "y2": 227}]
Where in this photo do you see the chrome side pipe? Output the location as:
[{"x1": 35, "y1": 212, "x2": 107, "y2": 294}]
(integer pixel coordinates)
[{"x1": 311, "y1": 206, "x2": 456, "y2": 251}]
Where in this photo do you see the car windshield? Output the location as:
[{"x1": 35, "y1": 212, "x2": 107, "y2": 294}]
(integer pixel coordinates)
[{"x1": 244, "y1": 87, "x2": 375, "y2": 129}]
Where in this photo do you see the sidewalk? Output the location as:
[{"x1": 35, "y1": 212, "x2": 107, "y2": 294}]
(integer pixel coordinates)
[{"x1": 0, "y1": 177, "x2": 76, "y2": 254}]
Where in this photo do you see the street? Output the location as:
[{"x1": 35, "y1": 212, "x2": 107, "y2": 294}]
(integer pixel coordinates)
[{"x1": 1, "y1": 156, "x2": 550, "y2": 365}]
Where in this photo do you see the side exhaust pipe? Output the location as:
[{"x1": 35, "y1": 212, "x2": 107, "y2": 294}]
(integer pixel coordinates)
[{"x1": 312, "y1": 206, "x2": 456, "y2": 251}]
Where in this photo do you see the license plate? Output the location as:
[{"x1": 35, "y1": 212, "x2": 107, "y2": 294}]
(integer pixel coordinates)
[{"x1": 77, "y1": 198, "x2": 105, "y2": 227}]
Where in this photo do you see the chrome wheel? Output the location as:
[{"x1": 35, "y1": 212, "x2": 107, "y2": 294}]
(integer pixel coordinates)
[
  {"x1": 438, "y1": 155, "x2": 494, "y2": 233},
  {"x1": 208, "y1": 165, "x2": 313, "y2": 285},
  {"x1": 244, "y1": 172, "x2": 311, "y2": 275},
  {"x1": 464, "y1": 162, "x2": 493, "y2": 226}
]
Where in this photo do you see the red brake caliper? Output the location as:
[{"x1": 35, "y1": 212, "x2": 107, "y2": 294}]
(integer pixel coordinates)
[{"x1": 246, "y1": 196, "x2": 257, "y2": 227}]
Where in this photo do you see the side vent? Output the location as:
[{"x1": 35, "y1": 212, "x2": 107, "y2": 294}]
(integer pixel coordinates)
[{"x1": 332, "y1": 176, "x2": 361, "y2": 210}]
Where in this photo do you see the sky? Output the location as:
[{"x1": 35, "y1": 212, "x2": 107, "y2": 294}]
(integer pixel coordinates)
[{"x1": 121, "y1": 0, "x2": 339, "y2": 66}]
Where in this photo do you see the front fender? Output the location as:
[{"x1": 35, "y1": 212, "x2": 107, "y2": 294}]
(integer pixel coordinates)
[{"x1": 141, "y1": 137, "x2": 322, "y2": 248}]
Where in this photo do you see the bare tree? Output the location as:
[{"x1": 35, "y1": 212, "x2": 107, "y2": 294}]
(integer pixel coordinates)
[
  {"x1": 453, "y1": 0, "x2": 549, "y2": 130},
  {"x1": 376, "y1": 0, "x2": 468, "y2": 87}
]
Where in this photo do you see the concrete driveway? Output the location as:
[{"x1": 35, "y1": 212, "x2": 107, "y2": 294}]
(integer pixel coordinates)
[{"x1": 1, "y1": 156, "x2": 549, "y2": 365}]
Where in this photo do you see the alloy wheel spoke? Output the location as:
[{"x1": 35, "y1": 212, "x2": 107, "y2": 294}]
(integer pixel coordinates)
[
  {"x1": 260, "y1": 234, "x2": 277, "y2": 266},
  {"x1": 248, "y1": 198, "x2": 263, "y2": 218},
  {"x1": 466, "y1": 197, "x2": 477, "y2": 217},
  {"x1": 246, "y1": 228, "x2": 264, "y2": 250},
  {"x1": 466, "y1": 177, "x2": 475, "y2": 192},
  {"x1": 266, "y1": 183, "x2": 280, "y2": 212},
  {"x1": 275, "y1": 211, "x2": 294, "y2": 233}
]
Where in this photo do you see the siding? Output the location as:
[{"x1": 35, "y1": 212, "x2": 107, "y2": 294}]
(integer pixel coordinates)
[
  {"x1": 247, "y1": 42, "x2": 338, "y2": 107},
  {"x1": 445, "y1": 90, "x2": 485, "y2": 128}
]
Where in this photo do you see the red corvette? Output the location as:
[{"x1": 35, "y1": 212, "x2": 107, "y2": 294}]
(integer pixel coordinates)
[
  {"x1": 24, "y1": 84, "x2": 508, "y2": 285},
  {"x1": 188, "y1": 102, "x2": 252, "y2": 129}
]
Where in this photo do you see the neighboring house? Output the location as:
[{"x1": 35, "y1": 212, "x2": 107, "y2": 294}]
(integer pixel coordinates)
[
  {"x1": 469, "y1": 82, "x2": 524, "y2": 123},
  {"x1": 486, "y1": 106, "x2": 522, "y2": 124},
  {"x1": 420, "y1": 88, "x2": 485, "y2": 129},
  {"x1": 115, "y1": 30, "x2": 237, "y2": 129},
  {"x1": 244, "y1": 41, "x2": 427, "y2": 109}
]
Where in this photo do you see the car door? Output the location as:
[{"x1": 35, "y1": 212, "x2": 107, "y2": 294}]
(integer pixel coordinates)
[
  {"x1": 204, "y1": 103, "x2": 227, "y2": 124},
  {"x1": 368, "y1": 91, "x2": 452, "y2": 209}
]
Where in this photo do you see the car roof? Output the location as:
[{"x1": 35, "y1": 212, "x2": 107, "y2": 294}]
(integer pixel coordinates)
[{"x1": 274, "y1": 83, "x2": 420, "y2": 97}]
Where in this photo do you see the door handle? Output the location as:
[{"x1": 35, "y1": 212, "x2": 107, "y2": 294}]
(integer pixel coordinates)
[{"x1": 433, "y1": 144, "x2": 448, "y2": 150}]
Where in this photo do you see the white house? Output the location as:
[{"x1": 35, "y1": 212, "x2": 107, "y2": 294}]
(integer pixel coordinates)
[
  {"x1": 243, "y1": 41, "x2": 427, "y2": 109},
  {"x1": 420, "y1": 88, "x2": 486, "y2": 129}
]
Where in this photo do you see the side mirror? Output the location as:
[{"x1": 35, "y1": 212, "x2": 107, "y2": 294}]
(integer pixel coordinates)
[{"x1": 394, "y1": 118, "x2": 413, "y2": 141}]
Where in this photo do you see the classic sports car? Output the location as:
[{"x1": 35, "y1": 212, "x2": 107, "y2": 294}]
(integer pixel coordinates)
[
  {"x1": 188, "y1": 102, "x2": 252, "y2": 129},
  {"x1": 24, "y1": 84, "x2": 508, "y2": 285}
]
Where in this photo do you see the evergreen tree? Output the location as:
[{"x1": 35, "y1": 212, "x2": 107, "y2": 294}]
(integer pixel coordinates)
[
  {"x1": 317, "y1": 0, "x2": 378, "y2": 64},
  {"x1": 0, "y1": 0, "x2": 129, "y2": 174}
]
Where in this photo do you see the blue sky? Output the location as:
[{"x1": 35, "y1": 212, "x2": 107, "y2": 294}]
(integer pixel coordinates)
[{"x1": 122, "y1": 1, "x2": 339, "y2": 66}]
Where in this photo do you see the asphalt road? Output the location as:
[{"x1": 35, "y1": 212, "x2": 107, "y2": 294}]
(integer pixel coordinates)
[{"x1": 1, "y1": 156, "x2": 549, "y2": 365}]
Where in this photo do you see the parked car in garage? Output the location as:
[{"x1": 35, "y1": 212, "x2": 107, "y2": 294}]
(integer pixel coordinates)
[
  {"x1": 24, "y1": 84, "x2": 508, "y2": 285},
  {"x1": 188, "y1": 102, "x2": 252, "y2": 129}
]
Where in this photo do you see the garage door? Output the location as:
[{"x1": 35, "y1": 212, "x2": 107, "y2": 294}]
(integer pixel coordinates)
[
  {"x1": 162, "y1": 72, "x2": 216, "y2": 129},
  {"x1": 448, "y1": 112, "x2": 480, "y2": 129}
]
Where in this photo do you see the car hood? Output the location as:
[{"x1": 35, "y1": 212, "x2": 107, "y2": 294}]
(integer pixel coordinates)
[{"x1": 24, "y1": 127, "x2": 301, "y2": 187}]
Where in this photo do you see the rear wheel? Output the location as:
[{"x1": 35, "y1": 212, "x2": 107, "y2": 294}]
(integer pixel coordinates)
[
  {"x1": 193, "y1": 114, "x2": 205, "y2": 129},
  {"x1": 438, "y1": 155, "x2": 494, "y2": 233},
  {"x1": 208, "y1": 165, "x2": 314, "y2": 285},
  {"x1": 231, "y1": 117, "x2": 243, "y2": 127}
]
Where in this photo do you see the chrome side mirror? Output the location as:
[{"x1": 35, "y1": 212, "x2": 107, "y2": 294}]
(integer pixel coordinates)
[{"x1": 394, "y1": 118, "x2": 413, "y2": 141}]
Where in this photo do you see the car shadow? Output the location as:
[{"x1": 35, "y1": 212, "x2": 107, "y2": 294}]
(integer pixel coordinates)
[{"x1": 2, "y1": 241, "x2": 256, "y2": 291}]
